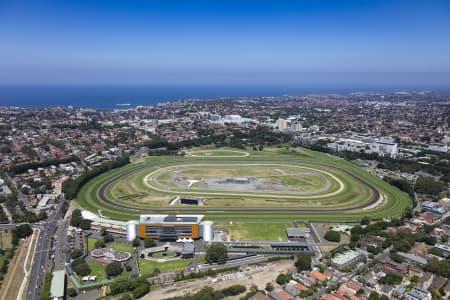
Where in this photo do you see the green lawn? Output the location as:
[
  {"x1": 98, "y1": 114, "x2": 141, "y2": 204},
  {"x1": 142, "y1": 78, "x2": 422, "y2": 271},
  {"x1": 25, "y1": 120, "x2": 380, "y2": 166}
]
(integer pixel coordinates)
[
  {"x1": 107, "y1": 243, "x2": 134, "y2": 253},
  {"x1": 152, "y1": 251, "x2": 177, "y2": 259},
  {"x1": 138, "y1": 258, "x2": 192, "y2": 276},
  {"x1": 189, "y1": 149, "x2": 249, "y2": 157},
  {"x1": 87, "y1": 237, "x2": 97, "y2": 252},
  {"x1": 87, "y1": 238, "x2": 134, "y2": 253},
  {"x1": 0, "y1": 231, "x2": 13, "y2": 249},
  {"x1": 219, "y1": 222, "x2": 294, "y2": 241},
  {"x1": 85, "y1": 262, "x2": 107, "y2": 281},
  {"x1": 0, "y1": 250, "x2": 11, "y2": 268}
]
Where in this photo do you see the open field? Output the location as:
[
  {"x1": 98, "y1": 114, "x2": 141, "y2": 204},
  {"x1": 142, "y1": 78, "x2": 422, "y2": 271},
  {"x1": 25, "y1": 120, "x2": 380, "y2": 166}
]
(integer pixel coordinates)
[
  {"x1": 83, "y1": 262, "x2": 107, "y2": 281},
  {"x1": 0, "y1": 230, "x2": 12, "y2": 249},
  {"x1": 0, "y1": 239, "x2": 27, "y2": 300},
  {"x1": 187, "y1": 149, "x2": 250, "y2": 157},
  {"x1": 74, "y1": 147, "x2": 411, "y2": 222},
  {"x1": 87, "y1": 238, "x2": 134, "y2": 253},
  {"x1": 138, "y1": 258, "x2": 192, "y2": 276},
  {"x1": 218, "y1": 222, "x2": 293, "y2": 241}
]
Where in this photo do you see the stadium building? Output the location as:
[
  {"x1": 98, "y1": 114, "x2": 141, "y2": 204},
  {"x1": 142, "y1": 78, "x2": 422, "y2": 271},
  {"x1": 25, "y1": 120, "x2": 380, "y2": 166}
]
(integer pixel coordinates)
[{"x1": 137, "y1": 214, "x2": 213, "y2": 241}]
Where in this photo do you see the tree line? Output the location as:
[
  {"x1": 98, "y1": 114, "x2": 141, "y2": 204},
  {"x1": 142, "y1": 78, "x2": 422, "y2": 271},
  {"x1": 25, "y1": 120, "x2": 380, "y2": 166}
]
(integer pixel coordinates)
[
  {"x1": 9, "y1": 155, "x2": 80, "y2": 175},
  {"x1": 62, "y1": 155, "x2": 130, "y2": 200}
]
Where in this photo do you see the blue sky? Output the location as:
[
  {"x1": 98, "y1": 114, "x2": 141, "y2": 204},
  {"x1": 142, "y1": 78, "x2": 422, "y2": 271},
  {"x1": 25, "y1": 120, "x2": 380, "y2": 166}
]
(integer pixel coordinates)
[{"x1": 0, "y1": 0, "x2": 450, "y2": 87}]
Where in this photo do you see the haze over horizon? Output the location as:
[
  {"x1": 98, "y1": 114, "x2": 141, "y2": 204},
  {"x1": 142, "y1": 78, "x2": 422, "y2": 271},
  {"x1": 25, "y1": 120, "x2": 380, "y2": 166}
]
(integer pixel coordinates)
[{"x1": 1, "y1": 0, "x2": 450, "y2": 88}]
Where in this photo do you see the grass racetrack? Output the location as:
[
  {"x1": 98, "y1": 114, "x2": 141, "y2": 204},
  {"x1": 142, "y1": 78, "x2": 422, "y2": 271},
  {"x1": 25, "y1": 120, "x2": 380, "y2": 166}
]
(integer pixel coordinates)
[{"x1": 75, "y1": 147, "x2": 411, "y2": 222}]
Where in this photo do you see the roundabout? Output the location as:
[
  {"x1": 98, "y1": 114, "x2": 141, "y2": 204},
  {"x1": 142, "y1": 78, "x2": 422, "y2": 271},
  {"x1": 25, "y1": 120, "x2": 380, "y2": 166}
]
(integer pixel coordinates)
[{"x1": 75, "y1": 148, "x2": 411, "y2": 222}]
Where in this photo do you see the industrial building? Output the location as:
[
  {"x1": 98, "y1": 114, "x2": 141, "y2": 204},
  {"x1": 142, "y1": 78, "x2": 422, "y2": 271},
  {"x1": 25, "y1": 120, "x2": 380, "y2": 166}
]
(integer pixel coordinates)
[{"x1": 136, "y1": 214, "x2": 213, "y2": 241}]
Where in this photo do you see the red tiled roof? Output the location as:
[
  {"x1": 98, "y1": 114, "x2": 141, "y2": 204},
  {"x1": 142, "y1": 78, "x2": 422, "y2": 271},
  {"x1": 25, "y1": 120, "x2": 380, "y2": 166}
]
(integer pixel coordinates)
[{"x1": 311, "y1": 270, "x2": 328, "y2": 281}]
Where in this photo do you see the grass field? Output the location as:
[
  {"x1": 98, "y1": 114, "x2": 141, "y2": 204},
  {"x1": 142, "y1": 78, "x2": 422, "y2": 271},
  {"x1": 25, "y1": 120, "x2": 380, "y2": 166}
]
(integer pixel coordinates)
[
  {"x1": 219, "y1": 222, "x2": 294, "y2": 241},
  {"x1": 152, "y1": 251, "x2": 177, "y2": 259},
  {"x1": 0, "y1": 230, "x2": 13, "y2": 249},
  {"x1": 138, "y1": 258, "x2": 192, "y2": 276},
  {"x1": 74, "y1": 147, "x2": 411, "y2": 223},
  {"x1": 0, "y1": 240, "x2": 26, "y2": 300},
  {"x1": 87, "y1": 237, "x2": 97, "y2": 251},
  {"x1": 106, "y1": 243, "x2": 134, "y2": 253},
  {"x1": 0, "y1": 250, "x2": 10, "y2": 271},
  {"x1": 187, "y1": 149, "x2": 249, "y2": 157},
  {"x1": 87, "y1": 238, "x2": 134, "y2": 253},
  {"x1": 85, "y1": 262, "x2": 107, "y2": 281}
]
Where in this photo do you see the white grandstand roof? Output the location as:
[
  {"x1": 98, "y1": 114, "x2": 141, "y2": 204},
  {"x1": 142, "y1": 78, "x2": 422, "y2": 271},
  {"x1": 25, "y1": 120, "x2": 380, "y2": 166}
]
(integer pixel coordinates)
[{"x1": 139, "y1": 214, "x2": 204, "y2": 224}]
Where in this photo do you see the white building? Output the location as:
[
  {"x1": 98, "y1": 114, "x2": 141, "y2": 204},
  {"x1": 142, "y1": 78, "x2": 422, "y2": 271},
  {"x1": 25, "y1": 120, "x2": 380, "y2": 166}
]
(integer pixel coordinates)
[
  {"x1": 427, "y1": 143, "x2": 448, "y2": 153},
  {"x1": 328, "y1": 138, "x2": 398, "y2": 157},
  {"x1": 404, "y1": 287, "x2": 432, "y2": 300},
  {"x1": 291, "y1": 122, "x2": 303, "y2": 132},
  {"x1": 275, "y1": 118, "x2": 289, "y2": 130},
  {"x1": 371, "y1": 140, "x2": 398, "y2": 156},
  {"x1": 221, "y1": 115, "x2": 257, "y2": 125}
]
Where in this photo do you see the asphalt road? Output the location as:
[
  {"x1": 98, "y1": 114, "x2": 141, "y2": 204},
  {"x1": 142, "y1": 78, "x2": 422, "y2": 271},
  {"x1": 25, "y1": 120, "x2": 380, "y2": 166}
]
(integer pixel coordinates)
[
  {"x1": 26, "y1": 201, "x2": 63, "y2": 300},
  {"x1": 96, "y1": 158, "x2": 382, "y2": 213}
]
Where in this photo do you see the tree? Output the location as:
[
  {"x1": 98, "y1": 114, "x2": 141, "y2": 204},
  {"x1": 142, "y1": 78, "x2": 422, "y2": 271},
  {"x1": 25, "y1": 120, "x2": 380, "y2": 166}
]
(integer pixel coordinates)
[
  {"x1": 103, "y1": 234, "x2": 114, "y2": 243},
  {"x1": 276, "y1": 273, "x2": 290, "y2": 285},
  {"x1": 368, "y1": 291, "x2": 380, "y2": 300},
  {"x1": 379, "y1": 272, "x2": 402, "y2": 285},
  {"x1": 132, "y1": 238, "x2": 140, "y2": 247},
  {"x1": 324, "y1": 230, "x2": 341, "y2": 242},
  {"x1": 425, "y1": 258, "x2": 450, "y2": 278},
  {"x1": 95, "y1": 240, "x2": 106, "y2": 248},
  {"x1": 422, "y1": 236, "x2": 437, "y2": 246},
  {"x1": 79, "y1": 219, "x2": 92, "y2": 230},
  {"x1": 15, "y1": 224, "x2": 33, "y2": 239},
  {"x1": 361, "y1": 216, "x2": 371, "y2": 225},
  {"x1": 380, "y1": 295, "x2": 389, "y2": 300},
  {"x1": 71, "y1": 249, "x2": 83, "y2": 259},
  {"x1": 265, "y1": 282, "x2": 274, "y2": 292},
  {"x1": 350, "y1": 225, "x2": 364, "y2": 235},
  {"x1": 71, "y1": 258, "x2": 91, "y2": 276},
  {"x1": 70, "y1": 209, "x2": 83, "y2": 227},
  {"x1": 67, "y1": 288, "x2": 77, "y2": 297},
  {"x1": 414, "y1": 177, "x2": 445, "y2": 195},
  {"x1": 221, "y1": 285, "x2": 246, "y2": 297},
  {"x1": 119, "y1": 295, "x2": 133, "y2": 300},
  {"x1": 205, "y1": 243, "x2": 228, "y2": 264},
  {"x1": 105, "y1": 262, "x2": 123, "y2": 277},
  {"x1": 144, "y1": 238, "x2": 156, "y2": 248},
  {"x1": 132, "y1": 283, "x2": 150, "y2": 299},
  {"x1": 295, "y1": 253, "x2": 312, "y2": 272}
]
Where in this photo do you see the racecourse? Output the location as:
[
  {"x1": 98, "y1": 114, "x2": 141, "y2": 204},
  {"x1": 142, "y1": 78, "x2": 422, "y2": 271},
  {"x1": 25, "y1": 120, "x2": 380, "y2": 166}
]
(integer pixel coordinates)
[{"x1": 75, "y1": 147, "x2": 411, "y2": 222}]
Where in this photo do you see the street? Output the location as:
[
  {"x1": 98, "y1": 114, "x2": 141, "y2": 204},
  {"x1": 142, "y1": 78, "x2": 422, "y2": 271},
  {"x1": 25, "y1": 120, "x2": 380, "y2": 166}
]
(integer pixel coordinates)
[{"x1": 26, "y1": 200, "x2": 64, "y2": 300}]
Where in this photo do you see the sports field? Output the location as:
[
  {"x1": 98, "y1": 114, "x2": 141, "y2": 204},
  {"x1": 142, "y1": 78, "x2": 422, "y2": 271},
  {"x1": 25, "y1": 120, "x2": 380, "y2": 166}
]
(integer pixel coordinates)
[{"x1": 75, "y1": 147, "x2": 411, "y2": 222}]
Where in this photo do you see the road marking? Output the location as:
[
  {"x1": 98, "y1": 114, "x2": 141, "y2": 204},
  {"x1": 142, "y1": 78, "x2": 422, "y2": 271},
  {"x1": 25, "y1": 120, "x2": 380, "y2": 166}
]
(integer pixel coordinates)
[{"x1": 17, "y1": 228, "x2": 40, "y2": 300}]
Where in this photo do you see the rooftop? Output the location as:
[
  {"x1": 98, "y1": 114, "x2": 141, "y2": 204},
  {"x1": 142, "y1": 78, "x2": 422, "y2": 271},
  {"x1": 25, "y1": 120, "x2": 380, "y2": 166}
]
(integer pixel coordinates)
[
  {"x1": 285, "y1": 228, "x2": 310, "y2": 237},
  {"x1": 139, "y1": 214, "x2": 204, "y2": 224},
  {"x1": 50, "y1": 270, "x2": 65, "y2": 298},
  {"x1": 331, "y1": 250, "x2": 362, "y2": 266}
]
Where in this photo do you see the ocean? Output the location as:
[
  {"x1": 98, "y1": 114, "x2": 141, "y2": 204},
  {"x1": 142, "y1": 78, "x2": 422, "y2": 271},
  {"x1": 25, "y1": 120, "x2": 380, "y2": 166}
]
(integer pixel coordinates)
[{"x1": 0, "y1": 84, "x2": 443, "y2": 109}]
